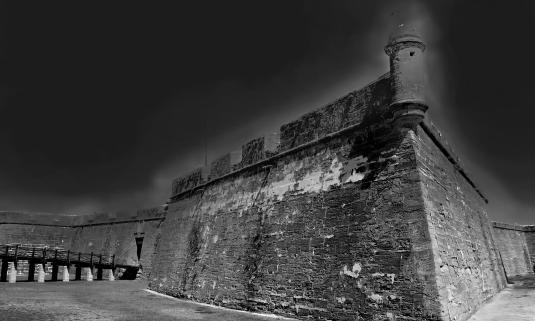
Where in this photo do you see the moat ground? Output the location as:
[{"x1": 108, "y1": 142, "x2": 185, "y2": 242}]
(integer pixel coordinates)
[
  {"x1": 467, "y1": 275, "x2": 535, "y2": 321},
  {"x1": 0, "y1": 277, "x2": 533, "y2": 321},
  {"x1": 0, "y1": 280, "x2": 293, "y2": 321}
]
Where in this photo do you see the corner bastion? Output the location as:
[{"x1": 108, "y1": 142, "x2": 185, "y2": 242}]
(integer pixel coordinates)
[
  {"x1": 148, "y1": 25, "x2": 507, "y2": 321},
  {"x1": 3, "y1": 24, "x2": 531, "y2": 321}
]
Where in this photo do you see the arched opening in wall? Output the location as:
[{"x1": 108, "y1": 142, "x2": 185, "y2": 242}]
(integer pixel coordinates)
[{"x1": 117, "y1": 266, "x2": 139, "y2": 280}]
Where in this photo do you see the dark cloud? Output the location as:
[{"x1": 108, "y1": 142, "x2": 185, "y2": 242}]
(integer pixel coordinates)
[{"x1": 1, "y1": 1, "x2": 534, "y2": 223}]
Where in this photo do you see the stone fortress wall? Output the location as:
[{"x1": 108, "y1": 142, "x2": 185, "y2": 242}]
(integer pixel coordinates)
[
  {"x1": 1, "y1": 24, "x2": 535, "y2": 321},
  {"x1": 144, "y1": 25, "x2": 516, "y2": 321},
  {"x1": 151, "y1": 75, "x2": 449, "y2": 320}
]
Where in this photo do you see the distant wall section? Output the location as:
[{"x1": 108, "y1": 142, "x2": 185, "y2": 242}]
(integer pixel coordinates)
[
  {"x1": 0, "y1": 211, "x2": 75, "y2": 247},
  {"x1": 0, "y1": 208, "x2": 165, "y2": 278},
  {"x1": 491, "y1": 222, "x2": 534, "y2": 277}
]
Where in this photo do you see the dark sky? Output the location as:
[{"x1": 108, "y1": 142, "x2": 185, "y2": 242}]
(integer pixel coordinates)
[{"x1": 1, "y1": 1, "x2": 534, "y2": 224}]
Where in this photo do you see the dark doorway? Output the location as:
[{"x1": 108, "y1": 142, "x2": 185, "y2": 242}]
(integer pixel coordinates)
[{"x1": 135, "y1": 237, "x2": 144, "y2": 261}]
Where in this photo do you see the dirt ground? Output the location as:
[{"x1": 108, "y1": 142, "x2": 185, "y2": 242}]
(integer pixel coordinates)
[
  {"x1": 0, "y1": 280, "x2": 292, "y2": 321},
  {"x1": 1, "y1": 277, "x2": 534, "y2": 321}
]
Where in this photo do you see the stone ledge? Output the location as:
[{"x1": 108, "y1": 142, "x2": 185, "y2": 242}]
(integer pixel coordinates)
[
  {"x1": 492, "y1": 221, "x2": 535, "y2": 232},
  {"x1": 420, "y1": 118, "x2": 489, "y2": 203},
  {"x1": 0, "y1": 211, "x2": 77, "y2": 226},
  {"x1": 0, "y1": 207, "x2": 167, "y2": 228}
]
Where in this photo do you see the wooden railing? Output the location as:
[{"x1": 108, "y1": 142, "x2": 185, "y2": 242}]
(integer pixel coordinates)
[
  {"x1": 0, "y1": 244, "x2": 115, "y2": 268},
  {"x1": 0, "y1": 243, "x2": 137, "y2": 282}
]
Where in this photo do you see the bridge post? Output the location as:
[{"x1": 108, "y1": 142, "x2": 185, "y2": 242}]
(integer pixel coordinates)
[
  {"x1": 62, "y1": 266, "x2": 70, "y2": 282},
  {"x1": 13, "y1": 245, "x2": 18, "y2": 270},
  {"x1": 97, "y1": 254, "x2": 103, "y2": 280},
  {"x1": 75, "y1": 266, "x2": 82, "y2": 281},
  {"x1": 28, "y1": 262, "x2": 36, "y2": 281},
  {"x1": 0, "y1": 261, "x2": 7, "y2": 282},
  {"x1": 88, "y1": 252, "x2": 94, "y2": 281},
  {"x1": 107, "y1": 268, "x2": 115, "y2": 281},
  {"x1": 37, "y1": 264, "x2": 45, "y2": 283},
  {"x1": 51, "y1": 249, "x2": 58, "y2": 281},
  {"x1": 51, "y1": 264, "x2": 58, "y2": 281},
  {"x1": 84, "y1": 267, "x2": 93, "y2": 282},
  {"x1": 41, "y1": 247, "x2": 47, "y2": 282},
  {"x1": 28, "y1": 247, "x2": 36, "y2": 281},
  {"x1": 8, "y1": 262, "x2": 17, "y2": 283},
  {"x1": 64, "y1": 250, "x2": 71, "y2": 282},
  {"x1": 109, "y1": 254, "x2": 116, "y2": 281}
]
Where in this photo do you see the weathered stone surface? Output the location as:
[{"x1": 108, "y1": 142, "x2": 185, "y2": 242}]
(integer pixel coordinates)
[
  {"x1": 171, "y1": 168, "x2": 208, "y2": 197},
  {"x1": 150, "y1": 125, "x2": 444, "y2": 320},
  {"x1": 0, "y1": 28, "x2": 527, "y2": 321},
  {"x1": 147, "y1": 63, "x2": 512, "y2": 320},
  {"x1": 279, "y1": 74, "x2": 390, "y2": 152},
  {"x1": 208, "y1": 151, "x2": 243, "y2": 181},
  {"x1": 413, "y1": 126, "x2": 507, "y2": 321},
  {"x1": 147, "y1": 83, "x2": 489, "y2": 320},
  {"x1": 241, "y1": 133, "x2": 281, "y2": 167}
]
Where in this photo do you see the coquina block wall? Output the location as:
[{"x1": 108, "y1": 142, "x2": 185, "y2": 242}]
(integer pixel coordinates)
[
  {"x1": 413, "y1": 125, "x2": 506, "y2": 320},
  {"x1": 149, "y1": 26, "x2": 507, "y2": 321},
  {"x1": 491, "y1": 222, "x2": 535, "y2": 277},
  {"x1": 0, "y1": 208, "x2": 165, "y2": 278},
  {"x1": 0, "y1": 211, "x2": 76, "y2": 247}
]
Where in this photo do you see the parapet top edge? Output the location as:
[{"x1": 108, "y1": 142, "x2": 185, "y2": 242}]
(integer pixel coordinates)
[
  {"x1": 492, "y1": 221, "x2": 535, "y2": 231},
  {"x1": 171, "y1": 72, "x2": 391, "y2": 198},
  {"x1": 0, "y1": 208, "x2": 167, "y2": 227},
  {"x1": 419, "y1": 118, "x2": 489, "y2": 204},
  {"x1": 170, "y1": 111, "x2": 388, "y2": 201}
]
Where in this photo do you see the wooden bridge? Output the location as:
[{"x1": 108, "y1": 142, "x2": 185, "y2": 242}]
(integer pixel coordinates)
[{"x1": 0, "y1": 244, "x2": 135, "y2": 283}]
